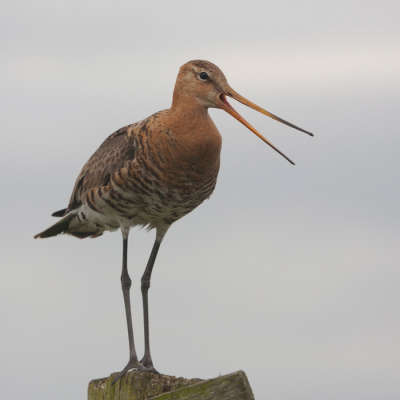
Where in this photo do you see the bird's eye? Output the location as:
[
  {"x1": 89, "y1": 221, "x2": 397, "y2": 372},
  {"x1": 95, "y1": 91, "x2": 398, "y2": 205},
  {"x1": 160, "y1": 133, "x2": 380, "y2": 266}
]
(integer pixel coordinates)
[{"x1": 199, "y1": 72, "x2": 208, "y2": 80}]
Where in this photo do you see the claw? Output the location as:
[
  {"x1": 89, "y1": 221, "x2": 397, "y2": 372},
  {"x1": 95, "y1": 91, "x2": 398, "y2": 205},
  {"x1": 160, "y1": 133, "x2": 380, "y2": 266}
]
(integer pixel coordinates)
[
  {"x1": 146, "y1": 366, "x2": 162, "y2": 377},
  {"x1": 111, "y1": 368, "x2": 129, "y2": 386},
  {"x1": 111, "y1": 359, "x2": 161, "y2": 385},
  {"x1": 140, "y1": 357, "x2": 162, "y2": 377}
]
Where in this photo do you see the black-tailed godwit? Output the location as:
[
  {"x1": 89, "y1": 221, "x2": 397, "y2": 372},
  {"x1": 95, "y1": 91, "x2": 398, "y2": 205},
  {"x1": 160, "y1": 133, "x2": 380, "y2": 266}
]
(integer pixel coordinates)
[{"x1": 35, "y1": 60, "x2": 313, "y2": 383}]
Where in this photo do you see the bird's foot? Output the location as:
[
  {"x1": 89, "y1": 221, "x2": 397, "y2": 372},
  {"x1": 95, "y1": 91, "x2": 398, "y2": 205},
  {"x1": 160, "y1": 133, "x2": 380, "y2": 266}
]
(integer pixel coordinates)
[
  {"x1": 111, "y1": 357, "x2": 161, "y2": 385},
  {"x1": 140, "y1": 355, "x2": 161, "y2": 376},
  {"x1": 111, "y1": 357, "x2": 160, "y2": 385}
]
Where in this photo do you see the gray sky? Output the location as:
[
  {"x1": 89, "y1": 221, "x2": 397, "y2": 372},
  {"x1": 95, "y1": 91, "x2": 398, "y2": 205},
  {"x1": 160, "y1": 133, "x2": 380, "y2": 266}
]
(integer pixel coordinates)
[{"x1": 1, "y1": 1, "x2": 400, "y2": 399}]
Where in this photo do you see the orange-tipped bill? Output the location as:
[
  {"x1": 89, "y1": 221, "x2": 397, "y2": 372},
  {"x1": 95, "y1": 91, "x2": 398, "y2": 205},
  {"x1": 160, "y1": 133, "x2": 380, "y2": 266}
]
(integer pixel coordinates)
[{"x1": 218, "y1": 90, "x2": 313, "y2": 165}]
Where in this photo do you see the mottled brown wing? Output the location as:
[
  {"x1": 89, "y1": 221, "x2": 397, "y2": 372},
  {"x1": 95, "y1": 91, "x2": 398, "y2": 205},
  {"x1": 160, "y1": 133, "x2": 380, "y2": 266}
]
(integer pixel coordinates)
[{"x1": 65, "y1": 124, "x2": 136, "y2": 214}]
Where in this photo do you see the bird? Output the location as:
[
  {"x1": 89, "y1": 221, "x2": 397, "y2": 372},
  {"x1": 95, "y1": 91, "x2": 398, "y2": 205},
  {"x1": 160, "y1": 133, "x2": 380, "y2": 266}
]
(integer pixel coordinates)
[{"x1": 34, "y1": 60, "x2": 313, "y2": 384}]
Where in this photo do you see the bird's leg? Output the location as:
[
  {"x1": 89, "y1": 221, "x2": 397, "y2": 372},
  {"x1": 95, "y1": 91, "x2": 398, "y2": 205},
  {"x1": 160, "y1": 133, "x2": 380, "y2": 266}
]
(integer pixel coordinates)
[
  {"x1": 112, "y1": 231, "x2": 153, "y2": 385},
  {"x1": 140, "y1": 237, "x2": 162, "y2": 372}
]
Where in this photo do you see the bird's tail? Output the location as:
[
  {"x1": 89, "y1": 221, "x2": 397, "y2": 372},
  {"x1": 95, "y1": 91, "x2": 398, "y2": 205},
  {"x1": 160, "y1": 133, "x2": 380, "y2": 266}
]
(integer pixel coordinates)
[{"x1": 34, "y1": 212, "x2": 102, "y2": 239}]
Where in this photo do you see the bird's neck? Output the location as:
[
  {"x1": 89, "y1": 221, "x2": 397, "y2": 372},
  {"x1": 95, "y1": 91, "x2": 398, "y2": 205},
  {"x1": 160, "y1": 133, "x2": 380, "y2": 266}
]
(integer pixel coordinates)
[
  {"x1": 169, "y1": 87, "x2": 215, "y2": 140},
  {"x1": 170, "y1": 90, "x2": 209, "y2": 122},
  {"x1": 165, "y1": 89, "x2": 222, "y2": 173}
]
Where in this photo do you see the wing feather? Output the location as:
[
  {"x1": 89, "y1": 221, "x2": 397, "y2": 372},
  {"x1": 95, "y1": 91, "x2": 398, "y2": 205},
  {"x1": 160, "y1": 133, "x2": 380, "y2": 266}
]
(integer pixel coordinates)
[{"x1": 65, "y1": 124, "x2": 136, "y2": 214}]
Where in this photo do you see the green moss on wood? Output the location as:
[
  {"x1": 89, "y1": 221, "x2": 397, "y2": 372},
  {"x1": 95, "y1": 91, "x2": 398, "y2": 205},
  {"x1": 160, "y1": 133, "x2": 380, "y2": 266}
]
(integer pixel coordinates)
[
  {"x1": 88, "y1": 371, "x2": 203, "y2": 400},
  {"x1": 88, "y1": 370, "x2": 254, "y2": 400},
  {"x1": 148, "y1": 371, "x2": 254, "y2": 400}
]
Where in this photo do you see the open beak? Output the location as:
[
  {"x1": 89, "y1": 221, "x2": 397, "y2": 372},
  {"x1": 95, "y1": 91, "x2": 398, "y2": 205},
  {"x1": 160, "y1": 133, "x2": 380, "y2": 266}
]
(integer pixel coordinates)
[{"x1": 217, "y1": 88, "x2": 313, "y2": 165}]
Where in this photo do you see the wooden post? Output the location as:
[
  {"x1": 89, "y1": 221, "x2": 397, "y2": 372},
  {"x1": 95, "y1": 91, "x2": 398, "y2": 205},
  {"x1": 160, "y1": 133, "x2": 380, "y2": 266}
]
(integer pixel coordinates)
[{"x1": 88, "y1": 370, "x2": 255, "y2": 400}]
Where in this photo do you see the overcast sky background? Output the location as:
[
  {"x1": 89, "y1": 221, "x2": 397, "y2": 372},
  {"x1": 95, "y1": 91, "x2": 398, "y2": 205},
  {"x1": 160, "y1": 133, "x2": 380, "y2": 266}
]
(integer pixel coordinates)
[{"x1": 1, "y1": 1, "x2": 400, "y2": 399}]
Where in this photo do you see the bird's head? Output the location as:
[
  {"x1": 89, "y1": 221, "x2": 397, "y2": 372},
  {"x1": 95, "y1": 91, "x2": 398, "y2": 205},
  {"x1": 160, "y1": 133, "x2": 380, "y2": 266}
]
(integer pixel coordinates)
[{"x1": 174, "y1": 60, "x2": 313, "y2": 165}]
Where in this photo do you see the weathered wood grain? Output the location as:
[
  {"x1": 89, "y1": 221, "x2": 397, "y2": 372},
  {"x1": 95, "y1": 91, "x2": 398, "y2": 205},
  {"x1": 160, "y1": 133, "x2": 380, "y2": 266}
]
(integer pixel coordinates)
[
  {"x1": 149, "y1": 371, "x2": 255, "y2": 400},
  {"x1": 88, "y1": 370, "x2": 254, "y2": 400},
  {"x1": 88, "y1": 371, "x2": 203, "y2": 400}
]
